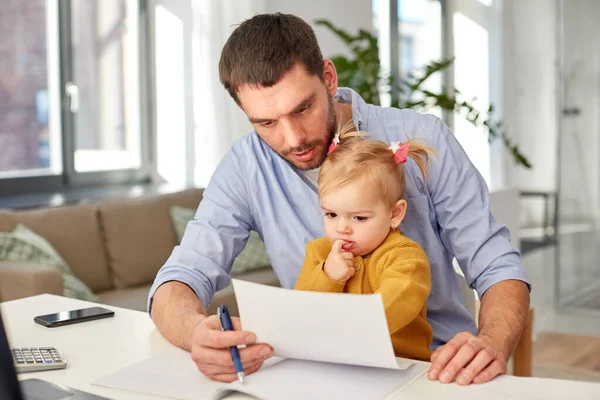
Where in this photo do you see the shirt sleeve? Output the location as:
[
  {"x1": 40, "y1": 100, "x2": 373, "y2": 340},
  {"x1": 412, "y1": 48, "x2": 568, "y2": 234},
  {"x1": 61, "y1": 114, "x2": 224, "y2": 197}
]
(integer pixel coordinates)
[
  {"x1": 427, "y1": 118, "x2": 531, "y2": 298},
  {"x1": 147, "y1": 144, "x2": 254, "y2": 313},
  {"x1": 294, "y1": 242, "x2": 345, "y2": 293},
  {"x1": 377, "y1": 245, "x2": 431, "y2": 334}
]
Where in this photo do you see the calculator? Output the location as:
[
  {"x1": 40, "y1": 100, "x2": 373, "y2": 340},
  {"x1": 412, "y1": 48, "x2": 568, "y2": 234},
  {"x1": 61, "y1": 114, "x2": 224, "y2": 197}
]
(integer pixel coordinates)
[{"x1": 11, "y1": 347, "x2": 67, "y2": 373}]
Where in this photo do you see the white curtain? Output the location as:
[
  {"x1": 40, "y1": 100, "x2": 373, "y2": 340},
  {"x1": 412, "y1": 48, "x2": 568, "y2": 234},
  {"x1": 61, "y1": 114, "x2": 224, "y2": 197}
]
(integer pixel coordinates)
[
  {"x1": 153, "y1": 0, "x2": 264, "y2": 188},
  {"x1": 191, "y1": 0, "x2": 266, "y2": 187}
]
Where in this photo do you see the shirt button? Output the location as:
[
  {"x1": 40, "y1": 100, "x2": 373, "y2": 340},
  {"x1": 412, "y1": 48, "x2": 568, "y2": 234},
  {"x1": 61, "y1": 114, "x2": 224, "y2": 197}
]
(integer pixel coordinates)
[{"x1": 354, "y1": 262, "x2": 361, "y2": 271}]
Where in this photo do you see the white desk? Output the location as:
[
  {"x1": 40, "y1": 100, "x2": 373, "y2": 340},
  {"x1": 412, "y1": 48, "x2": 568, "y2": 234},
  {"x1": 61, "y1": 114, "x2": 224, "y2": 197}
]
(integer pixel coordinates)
[{"x1": 3, "y1": 295, "x2": 600, "y2": 400}]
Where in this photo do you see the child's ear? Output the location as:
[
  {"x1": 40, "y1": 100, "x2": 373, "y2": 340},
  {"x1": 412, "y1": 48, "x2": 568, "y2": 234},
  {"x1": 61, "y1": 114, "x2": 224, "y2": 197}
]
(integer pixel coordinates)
[{"x1": 391, "y1": 199, "x2": 407, "y2": 229}]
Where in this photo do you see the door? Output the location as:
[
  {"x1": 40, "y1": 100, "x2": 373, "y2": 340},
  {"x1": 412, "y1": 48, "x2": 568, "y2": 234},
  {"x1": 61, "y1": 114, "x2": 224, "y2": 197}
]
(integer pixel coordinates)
[{"x1": 556, "y1": 0, "x2": 600, "y2": 310}]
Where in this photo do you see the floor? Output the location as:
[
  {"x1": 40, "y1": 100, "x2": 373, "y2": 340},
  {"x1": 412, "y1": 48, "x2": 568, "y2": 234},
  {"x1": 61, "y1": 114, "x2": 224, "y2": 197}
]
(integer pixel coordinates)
[{"x1": 522, "y1": 234, "x2": 600, "y2": 339}]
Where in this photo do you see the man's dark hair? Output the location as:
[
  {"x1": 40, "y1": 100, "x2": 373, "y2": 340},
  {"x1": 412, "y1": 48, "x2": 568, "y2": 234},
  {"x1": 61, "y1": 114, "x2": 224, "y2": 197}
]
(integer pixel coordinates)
[{"x1": 219, "y1": 13, "x2": 324, "y2": 105}]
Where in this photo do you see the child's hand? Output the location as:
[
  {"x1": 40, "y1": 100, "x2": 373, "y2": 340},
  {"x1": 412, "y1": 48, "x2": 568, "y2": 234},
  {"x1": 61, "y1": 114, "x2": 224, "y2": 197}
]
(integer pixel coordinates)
[{"x1": 324, "y1": 239, "x2": 355, "y2": 282}]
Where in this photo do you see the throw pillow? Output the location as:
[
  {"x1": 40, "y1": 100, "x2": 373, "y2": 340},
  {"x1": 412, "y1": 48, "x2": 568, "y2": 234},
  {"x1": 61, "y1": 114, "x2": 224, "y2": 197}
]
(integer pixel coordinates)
[
  {"x1": 0, "y1": 224, "x2": 99, "y2": 301},
  {"x1": 169, "y1": 206, "x2": 271, "y2": 275}
]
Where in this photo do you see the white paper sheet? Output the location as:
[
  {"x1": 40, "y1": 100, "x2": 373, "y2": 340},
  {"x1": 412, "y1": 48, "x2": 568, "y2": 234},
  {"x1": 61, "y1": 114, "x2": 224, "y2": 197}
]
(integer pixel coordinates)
[
  {"x1": 93, "y1": 349, "x2": 429, "y2": 400},
  {"x1": 231, "y1": 279, "x2": 413, "y2": 370},
  {"x1": 93, "y1": 349, "x2": 224, "y2": 399}
]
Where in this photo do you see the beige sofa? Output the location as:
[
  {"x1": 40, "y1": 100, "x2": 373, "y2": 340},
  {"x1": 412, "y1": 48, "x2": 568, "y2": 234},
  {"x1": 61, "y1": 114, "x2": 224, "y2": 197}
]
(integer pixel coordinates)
[{"x1": 0, "y1": 188, "x2": 280, "y2": 316}]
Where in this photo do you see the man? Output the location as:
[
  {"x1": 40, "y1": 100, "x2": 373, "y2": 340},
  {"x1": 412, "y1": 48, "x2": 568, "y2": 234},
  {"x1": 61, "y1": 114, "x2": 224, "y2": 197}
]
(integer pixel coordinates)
[{"x1": 148, "y1": 13, "x2": 531, "y2": 386}]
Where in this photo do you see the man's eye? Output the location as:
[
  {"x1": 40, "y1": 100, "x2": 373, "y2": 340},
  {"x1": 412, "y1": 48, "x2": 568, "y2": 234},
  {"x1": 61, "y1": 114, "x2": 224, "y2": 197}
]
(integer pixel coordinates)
[
  {"x1": 294, "y1": 104, "x2": 310, "y2": 115},
  {"x1": 260, "y1": 121, "x2": 275, "y2": 128}
]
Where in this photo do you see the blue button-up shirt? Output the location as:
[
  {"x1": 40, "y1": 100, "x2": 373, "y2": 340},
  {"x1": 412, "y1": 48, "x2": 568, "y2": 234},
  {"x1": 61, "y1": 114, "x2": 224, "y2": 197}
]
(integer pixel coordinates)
[{"x1": 148, "y1": 88, "x2": 530, "y2": 348}]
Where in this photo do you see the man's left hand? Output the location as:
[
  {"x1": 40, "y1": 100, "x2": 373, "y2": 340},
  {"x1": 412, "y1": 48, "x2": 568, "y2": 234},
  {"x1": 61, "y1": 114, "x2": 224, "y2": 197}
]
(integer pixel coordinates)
[{"x1": 427, "y1": 331, "x2": 508, "y2": 385}]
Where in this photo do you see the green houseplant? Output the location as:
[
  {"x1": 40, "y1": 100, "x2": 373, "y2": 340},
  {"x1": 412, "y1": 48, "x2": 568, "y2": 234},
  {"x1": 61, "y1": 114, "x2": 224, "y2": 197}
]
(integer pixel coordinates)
[{"x1": 316, "y1": 19, "x2": 531, "y2": 169}]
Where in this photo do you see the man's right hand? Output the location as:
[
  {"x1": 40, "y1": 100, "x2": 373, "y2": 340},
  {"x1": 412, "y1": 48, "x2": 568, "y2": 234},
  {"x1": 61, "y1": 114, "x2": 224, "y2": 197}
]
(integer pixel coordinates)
[{"x1": 190, "y1": 314, "x2": 274, "y2": 382}]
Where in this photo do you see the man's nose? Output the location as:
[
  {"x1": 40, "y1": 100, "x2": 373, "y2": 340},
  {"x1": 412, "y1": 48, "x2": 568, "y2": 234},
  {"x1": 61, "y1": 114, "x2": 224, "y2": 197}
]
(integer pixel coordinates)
[{"x1": 281, "y1": 120, "x2": 307, "y2": 149}]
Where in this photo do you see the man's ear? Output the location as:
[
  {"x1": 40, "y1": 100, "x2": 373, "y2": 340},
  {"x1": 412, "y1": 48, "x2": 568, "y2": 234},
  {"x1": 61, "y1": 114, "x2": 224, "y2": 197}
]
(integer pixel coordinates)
[
  {"x1": 323, "y1": 59, "x2": 338, "y2": 97},
  {"x1": 391, "y1": 199, "x2": 407, "y2": 229}
]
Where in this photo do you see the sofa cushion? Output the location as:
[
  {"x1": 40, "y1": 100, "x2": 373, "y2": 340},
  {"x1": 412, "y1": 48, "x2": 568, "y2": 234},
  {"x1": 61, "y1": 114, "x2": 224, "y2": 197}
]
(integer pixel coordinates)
[
  {"x1": 99, "y1": 188, "x2": 204, "y2": 288},
  {"x1": 169, "y1": 205, "x2": 271, "y2": 276},
  {"x1": 0, "y1": 204, "x2": 111, "y2": 292},
  {"x1": 0, "y1": 224, "x2": 98, "y2": 301},
  {"x1": 96, "y1": 267, "x2": 281, "y2": 316},
  {"x1": 0, "y1": 261, "x2": 63, "y2": 302}
]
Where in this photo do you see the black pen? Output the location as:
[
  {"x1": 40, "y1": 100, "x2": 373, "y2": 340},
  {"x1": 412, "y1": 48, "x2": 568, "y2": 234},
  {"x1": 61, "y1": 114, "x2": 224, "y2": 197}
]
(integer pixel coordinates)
[{"x1": 217, "y1": 305, "x2": 245, "y2": 383}]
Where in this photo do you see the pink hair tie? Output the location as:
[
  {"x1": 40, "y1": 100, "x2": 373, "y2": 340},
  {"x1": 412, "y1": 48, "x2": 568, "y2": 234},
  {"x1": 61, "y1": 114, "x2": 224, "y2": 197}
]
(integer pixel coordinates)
[
  {"x1": 389, "y1": 141, "x2": 409, "y2": 164},
  {"x1": 327, "y1": 133, "x2": 341, "y2": 155}
]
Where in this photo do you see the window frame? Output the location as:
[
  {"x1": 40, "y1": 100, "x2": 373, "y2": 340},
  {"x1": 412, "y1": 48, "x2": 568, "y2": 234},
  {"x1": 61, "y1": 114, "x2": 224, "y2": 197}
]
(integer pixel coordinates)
[{"x1": 0, "y1": 0, "x2": 154, "y2": 197}]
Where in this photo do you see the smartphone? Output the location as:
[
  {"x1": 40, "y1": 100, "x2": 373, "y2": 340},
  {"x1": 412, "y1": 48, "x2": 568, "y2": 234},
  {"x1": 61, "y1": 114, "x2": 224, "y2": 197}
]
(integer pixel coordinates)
[{"x1": 34, "y1": 306, "x2": 115, "y2": 328}]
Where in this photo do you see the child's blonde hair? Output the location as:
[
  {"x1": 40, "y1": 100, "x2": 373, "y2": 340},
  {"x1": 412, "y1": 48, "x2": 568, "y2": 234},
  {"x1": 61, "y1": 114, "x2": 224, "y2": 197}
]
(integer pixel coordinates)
[{"x1": 319, "y1": 127, "x2": 435, "y2": 209}]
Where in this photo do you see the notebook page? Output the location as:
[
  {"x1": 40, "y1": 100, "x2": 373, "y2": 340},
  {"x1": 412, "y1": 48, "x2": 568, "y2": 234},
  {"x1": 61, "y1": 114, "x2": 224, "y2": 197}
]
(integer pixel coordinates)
[
  {"x1": 93, "y1": 349, "x2": 259, "y2": 399},
  {"x1": 214, "y1": 359, "x2": 429, "y2": 400},
  {"x1": 232, "y1": 279, "x2": 413, "y2": 369}
]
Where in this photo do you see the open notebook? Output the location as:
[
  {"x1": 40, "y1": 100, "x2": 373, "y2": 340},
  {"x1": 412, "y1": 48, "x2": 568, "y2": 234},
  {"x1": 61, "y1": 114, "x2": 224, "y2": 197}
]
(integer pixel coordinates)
[
  {"x1": 93, "y1": 280, "x2": 431, "y2": 400},
  {"x1": 93, "y1": 350, "x2": 429, "y2": 400}
]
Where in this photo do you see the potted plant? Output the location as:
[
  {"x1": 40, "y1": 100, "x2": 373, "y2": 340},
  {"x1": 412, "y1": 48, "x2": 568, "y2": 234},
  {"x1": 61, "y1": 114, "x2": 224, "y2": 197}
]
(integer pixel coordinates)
[{"x1": 316, "y1": 19, "x2": 531, "y2": 169}]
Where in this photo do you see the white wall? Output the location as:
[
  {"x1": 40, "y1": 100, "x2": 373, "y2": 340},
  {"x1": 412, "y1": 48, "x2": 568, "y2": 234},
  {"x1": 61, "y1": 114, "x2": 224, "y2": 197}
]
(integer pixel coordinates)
[
  {"x1": 264, "y1": 0, "x2": 373, "y2": 59},
  {"x1": 501, "y1": 0, "x2": 559, "y2": 228}
]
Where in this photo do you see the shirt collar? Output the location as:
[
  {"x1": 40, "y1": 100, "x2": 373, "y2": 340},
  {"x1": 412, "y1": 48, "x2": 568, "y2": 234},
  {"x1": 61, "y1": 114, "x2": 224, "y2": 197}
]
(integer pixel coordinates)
[{"x1": 334, "y1": 87, "x2": 368, "y2": 132}]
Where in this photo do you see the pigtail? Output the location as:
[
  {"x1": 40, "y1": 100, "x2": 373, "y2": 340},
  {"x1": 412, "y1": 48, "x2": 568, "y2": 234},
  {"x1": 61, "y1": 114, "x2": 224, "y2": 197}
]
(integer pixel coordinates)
[
  {"x1": 403, "y1": 140, "x2": 436, "y2": 184},
  {"x1": 337, "y1": 119, "x2": 369, "y2": 141},
  {"x1": 327, "y1": 118, "x2": 369, "y2": 156}
]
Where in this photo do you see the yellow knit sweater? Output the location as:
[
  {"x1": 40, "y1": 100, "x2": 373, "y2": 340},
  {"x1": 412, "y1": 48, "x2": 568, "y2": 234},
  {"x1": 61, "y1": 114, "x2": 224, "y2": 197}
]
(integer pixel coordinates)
[{"x1": 294, "y1": 230, "x2": 433, "y2": 361}]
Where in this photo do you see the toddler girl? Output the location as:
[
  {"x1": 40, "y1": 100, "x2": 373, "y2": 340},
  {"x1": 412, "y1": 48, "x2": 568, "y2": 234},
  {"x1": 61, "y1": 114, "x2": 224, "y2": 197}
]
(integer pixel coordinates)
[{"x1": 295, "y1": 128, "x2": 435, "y2": 361}]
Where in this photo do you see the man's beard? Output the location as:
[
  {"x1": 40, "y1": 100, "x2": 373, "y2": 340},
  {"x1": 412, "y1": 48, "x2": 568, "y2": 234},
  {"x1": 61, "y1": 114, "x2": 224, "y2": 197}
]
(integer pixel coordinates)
[{"x1": 277, "y1": 93, "x2": 337, "y2": 171}]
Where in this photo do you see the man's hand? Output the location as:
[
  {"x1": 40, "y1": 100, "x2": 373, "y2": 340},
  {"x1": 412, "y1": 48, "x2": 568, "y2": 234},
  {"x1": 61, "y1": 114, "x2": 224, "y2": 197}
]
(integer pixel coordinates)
[
  {"x1": 190, "y1": 315, "x2": 274, "y2": 382},
  {"x1": 428, "y1": 332, "x2": 508, "y2": 385},
  {"x1": 324, "y1": 239, "x2": 355, "y2": 282}
]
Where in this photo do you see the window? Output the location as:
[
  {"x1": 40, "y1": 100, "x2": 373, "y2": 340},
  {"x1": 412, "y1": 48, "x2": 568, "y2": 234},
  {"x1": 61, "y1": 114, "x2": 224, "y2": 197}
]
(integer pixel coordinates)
[
  {"x1": 452, "y1": 10, "x2": 491, "y2": 185},
  {"x1": 374, "y1": 0, "x2": 501, "y2": 188},
  {"x1": 0, "y1": 0, "x2": 62, "y2": 179},
  {"x1": 398, "y1": 0, "x2": 443, "y2": 118},
  {"x1": 0, "y1": 0, "x2": 150, "y2": 196},
  {"x1": 373, "y1": 0, "x2": 443, "y2": 117},
  {"x1": 69, "y1": 0, "x2": 143, "y2": 173}
]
